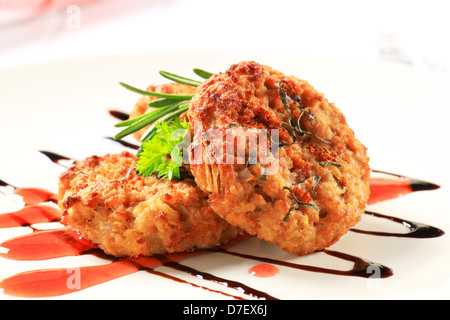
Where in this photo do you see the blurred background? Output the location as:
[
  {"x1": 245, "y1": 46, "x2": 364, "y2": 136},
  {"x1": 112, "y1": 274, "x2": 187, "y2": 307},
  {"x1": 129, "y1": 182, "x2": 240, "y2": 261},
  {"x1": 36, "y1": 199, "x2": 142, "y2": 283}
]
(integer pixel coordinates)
[{"x1": 0, "y1": 0, "x2": 449, "y2": 73}]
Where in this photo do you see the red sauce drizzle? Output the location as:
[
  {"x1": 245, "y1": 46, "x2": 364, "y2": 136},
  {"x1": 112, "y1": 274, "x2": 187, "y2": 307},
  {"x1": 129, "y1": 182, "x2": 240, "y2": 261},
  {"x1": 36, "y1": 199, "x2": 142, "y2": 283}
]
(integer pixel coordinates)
[
  {"x1": 0, "y1": 228, "x2": 96, "y2": 260},
  {"x1": 13, "y1": 188, "x2": 58, "y2": 205},
  {"x1": 1, "y1": 259, "x2": 140, "y2": 298},
  {"x1": 368, "y1": 169, "x2": 439, "y2": 205},
  {"x1": 0, "y1": 205, "x2": 60, "y2": 228}
]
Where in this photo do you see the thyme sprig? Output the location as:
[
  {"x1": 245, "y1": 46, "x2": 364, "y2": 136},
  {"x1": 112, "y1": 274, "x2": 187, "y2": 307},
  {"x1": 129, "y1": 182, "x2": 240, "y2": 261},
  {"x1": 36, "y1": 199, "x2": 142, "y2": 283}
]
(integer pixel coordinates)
[
  {"x1": 318, "y1": 160, "x2": 342, "y2": 167},
  {"x1": 283, "y1": 186, "x2": 318, "y2": 222},
  {"x1": 277, "y1": 80, "x2": 329, "y2": 144},
  {"x1": 311, "y1": 176, "x2": 321, "y2": 194}
]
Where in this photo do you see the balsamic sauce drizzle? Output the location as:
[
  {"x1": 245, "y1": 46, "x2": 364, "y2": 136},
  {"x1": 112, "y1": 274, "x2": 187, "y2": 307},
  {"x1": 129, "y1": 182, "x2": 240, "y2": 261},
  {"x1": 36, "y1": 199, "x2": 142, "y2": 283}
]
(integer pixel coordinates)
[
  {"x1": 0, "y1": 110, "x2": 445, "y2": 299},
  {"x1": 212, "y1": 247, "x2": 393, "y2": 278},
  {"x1": 141, "y1": 267, "x2": 247, "y2": 300},
  {"x1": 39, "y1": 151, "x2": 72, "y2": 164},
  {"x1": 0, "y1": 180, "x2": 16, "y2": 189},
  {"x1": 153, "y1": 255, "x2": 279, "y2": 300},
  {"x1": 108, "y1": 110, "x2": 130, "y2": 121},
  {"x1": 352, "y1": 210, "x2": 445, "y2": 238},
  {"x1": 104, "y1": 137, "x2": 139, "y2": 150}
]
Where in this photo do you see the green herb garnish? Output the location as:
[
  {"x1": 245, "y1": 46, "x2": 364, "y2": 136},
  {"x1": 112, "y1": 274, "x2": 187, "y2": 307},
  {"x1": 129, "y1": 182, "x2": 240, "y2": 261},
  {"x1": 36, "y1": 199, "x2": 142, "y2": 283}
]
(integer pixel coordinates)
[
  {"x1": 114, "y1": 69, "x2": 213, "y2": 180},
  {"x1": 136, "y1": 117, "x2": 190, "y2": 180}
]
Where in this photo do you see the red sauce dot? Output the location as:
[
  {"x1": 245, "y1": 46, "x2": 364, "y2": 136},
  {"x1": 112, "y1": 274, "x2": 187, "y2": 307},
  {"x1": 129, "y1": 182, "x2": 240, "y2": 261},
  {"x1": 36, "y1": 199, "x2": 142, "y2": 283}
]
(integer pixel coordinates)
[{"x1": 248, "y1": 264, "x2": 279, "y2": 277}]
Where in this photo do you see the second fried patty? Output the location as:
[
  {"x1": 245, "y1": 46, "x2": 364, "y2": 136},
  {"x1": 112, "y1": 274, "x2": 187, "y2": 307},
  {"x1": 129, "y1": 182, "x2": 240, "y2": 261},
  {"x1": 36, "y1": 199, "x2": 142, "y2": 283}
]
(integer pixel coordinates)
[{"x1": 58, "y1": 151, "x2": 241, "y2": 257}]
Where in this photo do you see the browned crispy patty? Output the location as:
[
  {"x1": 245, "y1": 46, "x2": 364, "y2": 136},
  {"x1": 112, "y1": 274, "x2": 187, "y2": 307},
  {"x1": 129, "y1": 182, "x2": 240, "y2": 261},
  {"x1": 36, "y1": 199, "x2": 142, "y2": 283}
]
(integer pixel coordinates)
[
  {"x1": 129, "y1": 83, "x2": 197, "y2": 141},
  {"x1": 187, "y1": 61, "x2": 370, "y2": 255},
  {"x1": 58, "y1": 151, "x2": 241, "y2": 257}
]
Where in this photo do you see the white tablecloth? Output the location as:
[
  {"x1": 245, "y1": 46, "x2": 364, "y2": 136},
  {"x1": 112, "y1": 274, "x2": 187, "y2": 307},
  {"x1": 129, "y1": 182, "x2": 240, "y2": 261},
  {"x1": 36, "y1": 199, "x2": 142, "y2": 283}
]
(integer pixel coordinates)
[{"x1": 1, "y1": 0, "x2": 449, "y2": 73}]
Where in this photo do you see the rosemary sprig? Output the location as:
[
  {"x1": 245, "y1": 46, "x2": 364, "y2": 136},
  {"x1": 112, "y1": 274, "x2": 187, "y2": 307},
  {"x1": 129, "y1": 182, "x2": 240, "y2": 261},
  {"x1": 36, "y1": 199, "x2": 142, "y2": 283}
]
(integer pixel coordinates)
[
  {"x1": 115, "y1": 68, "x2": 212, "y2": 142},
  {"x1": 114, "y1": 69, "x2": 213, "y2": 180},
  {"x1": 193, "y1": 68, "x2": 214, "y2": 79},
  {"x1": 119, "y1": 82, "x2": 195, "y2": 100},
  {"x1": 159, "y1": 71, "x2": 202, "y2": 87},
  {"x1": 148, "y1": 98, "x2": 181, "y2": 108},
  {"x1": 114, "y1": 101, "x2": 187, "y2": 140}
]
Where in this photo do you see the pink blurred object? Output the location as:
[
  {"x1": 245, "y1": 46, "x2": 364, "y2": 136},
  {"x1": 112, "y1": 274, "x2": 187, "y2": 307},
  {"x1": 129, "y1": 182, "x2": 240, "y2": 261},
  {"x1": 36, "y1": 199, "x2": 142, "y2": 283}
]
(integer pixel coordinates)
[
  {"x1": 0, "y1": 0, "x2": 104, "y2": 56},
  {"x1": 0, "y1": 0, "x2": 102, "y2": 12},
  {"x1": 0, "y1": 0, "x2": 102, "y2": 28}
]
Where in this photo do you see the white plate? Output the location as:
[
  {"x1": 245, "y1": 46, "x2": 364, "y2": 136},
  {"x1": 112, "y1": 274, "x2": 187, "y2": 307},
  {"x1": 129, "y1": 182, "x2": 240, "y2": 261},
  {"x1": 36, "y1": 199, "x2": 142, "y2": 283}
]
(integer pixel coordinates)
[{"x1": 0, "y1": 52, "x2": 449, "y2": 300}]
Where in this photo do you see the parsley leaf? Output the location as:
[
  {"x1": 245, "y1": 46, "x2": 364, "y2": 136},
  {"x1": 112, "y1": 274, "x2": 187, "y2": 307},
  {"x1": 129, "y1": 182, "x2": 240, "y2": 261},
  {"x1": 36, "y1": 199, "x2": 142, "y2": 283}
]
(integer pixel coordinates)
[{"x1": 136, "y1": 118, "x2": 190, "y2": 180}]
